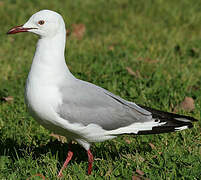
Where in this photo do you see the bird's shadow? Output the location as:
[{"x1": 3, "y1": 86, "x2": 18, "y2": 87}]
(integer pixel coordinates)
[{"x1": 0, "y1": 136, "x2": 152, "y2": 169}]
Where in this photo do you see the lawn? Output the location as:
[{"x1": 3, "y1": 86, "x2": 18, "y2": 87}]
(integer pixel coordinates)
[{"x1": 0, "y1": 0, "x2": 201, "y2": 179}]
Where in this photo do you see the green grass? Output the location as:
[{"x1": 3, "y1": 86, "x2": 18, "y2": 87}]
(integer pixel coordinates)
[{"x1": 0, "y1": 0, "x2": 201, "y2": 179}]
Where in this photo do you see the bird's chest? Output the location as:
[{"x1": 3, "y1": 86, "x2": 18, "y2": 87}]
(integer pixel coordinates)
[{"x1": 25, "y1": 76, "x2": 62, "y2": 126}]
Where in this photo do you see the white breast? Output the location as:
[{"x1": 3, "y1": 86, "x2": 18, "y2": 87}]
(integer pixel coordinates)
[{"x1": 25, "y1": 68, "x2": 63, "y2": 128}]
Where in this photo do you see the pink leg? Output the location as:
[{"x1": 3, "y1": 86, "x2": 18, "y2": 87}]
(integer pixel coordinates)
[
  {"x1": 87, "y1": 149, "x2": 94, "y2": 175},
  {"x1": 58, "y1": 150, "x2": 73, "y2": 177}
]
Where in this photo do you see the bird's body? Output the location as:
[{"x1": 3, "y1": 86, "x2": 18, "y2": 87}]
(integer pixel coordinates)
[{"x1": 7, "y1": 10, "x2": 197, "y2": 176}]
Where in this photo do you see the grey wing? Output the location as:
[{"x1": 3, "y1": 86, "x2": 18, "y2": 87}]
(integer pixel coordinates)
[{"x1": 57, "y1": 79, "x2": 152, "y2": 130}]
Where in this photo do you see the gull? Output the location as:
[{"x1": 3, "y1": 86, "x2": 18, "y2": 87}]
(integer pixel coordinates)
[{"x1": 7, "y1": 10, "x2": 197, "y2": 177}]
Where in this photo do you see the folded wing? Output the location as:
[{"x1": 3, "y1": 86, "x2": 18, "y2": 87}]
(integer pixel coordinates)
[{"x1": 57, "y1": 79, "x2": 152, "y2": 130}]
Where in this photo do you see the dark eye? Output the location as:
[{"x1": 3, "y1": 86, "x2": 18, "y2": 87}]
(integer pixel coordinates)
[{"x1": 38, "y1": 20, "x2": 45, "y2": 25}]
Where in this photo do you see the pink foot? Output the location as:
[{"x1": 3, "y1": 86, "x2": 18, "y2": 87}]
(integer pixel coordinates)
[
  {"x1": 87, "y1": 149, "x2": 94, "y2": 175},
  {"x1": 58, "y1": 150, "x2": 73, "y2": 177}
]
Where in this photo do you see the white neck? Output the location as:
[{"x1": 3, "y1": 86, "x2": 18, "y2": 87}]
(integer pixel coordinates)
[{"x1": 28, "y1": 30, "x2": 74, "y2": 85}]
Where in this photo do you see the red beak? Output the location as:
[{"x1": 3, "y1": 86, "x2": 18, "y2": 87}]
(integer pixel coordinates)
[{"x1": 7, "y1": 25, "x2": 37, "y2": 34}]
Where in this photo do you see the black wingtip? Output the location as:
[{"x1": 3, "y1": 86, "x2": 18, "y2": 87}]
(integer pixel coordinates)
[
  {"x1": 138, "y1": 104, "x2": 199, "y2": 122},
  {"x1": 129, "y1": 104, "x2": 198, "y2": 135}
]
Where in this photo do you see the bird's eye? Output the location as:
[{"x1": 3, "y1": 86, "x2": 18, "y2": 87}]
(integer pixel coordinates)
[{"x1": 38, "y1": 20, "x2": 45, "y2": 25}]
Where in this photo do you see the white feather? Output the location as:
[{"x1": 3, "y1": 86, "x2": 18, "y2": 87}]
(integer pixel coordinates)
[{"x1": 175, "y1": 126, "x2": 188, "y2": 131}]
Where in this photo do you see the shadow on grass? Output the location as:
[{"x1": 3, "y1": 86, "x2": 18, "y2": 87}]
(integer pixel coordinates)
[{"x1": 0, "y1": 135, "x2": 153, "y2": 168}]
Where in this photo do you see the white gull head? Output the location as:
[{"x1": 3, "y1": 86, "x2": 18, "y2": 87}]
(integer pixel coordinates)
[{"x1": 8, "y1": 10, "x2": 66, "y2": 38}]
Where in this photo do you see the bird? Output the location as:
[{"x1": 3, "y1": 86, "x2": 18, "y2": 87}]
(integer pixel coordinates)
[{"x1": 7, "y1": 10, "x2": 197, "y2": 177}]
